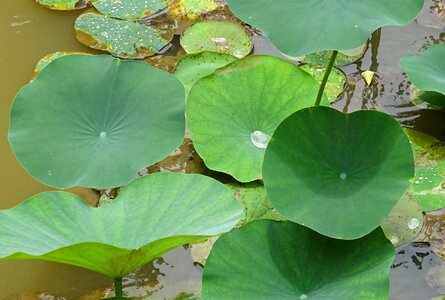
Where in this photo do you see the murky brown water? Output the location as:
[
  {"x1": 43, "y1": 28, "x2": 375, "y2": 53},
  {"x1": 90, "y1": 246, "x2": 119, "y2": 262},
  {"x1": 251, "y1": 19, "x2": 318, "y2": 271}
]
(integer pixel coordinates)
[{"x1": 0, "y1": 0, "x2": 444, "y2": 299}]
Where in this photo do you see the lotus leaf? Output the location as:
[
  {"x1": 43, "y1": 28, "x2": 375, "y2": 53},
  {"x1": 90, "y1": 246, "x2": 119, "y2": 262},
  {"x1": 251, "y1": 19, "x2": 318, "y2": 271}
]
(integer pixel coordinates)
[
  {"x1": 300, "y1": 64, "x2": 347, "y2": 103},
  {"x1": 9, "y1": 54, "x2": 185, "y2": 189},
  {"x1": 263, "y1": 106, "x2": 414, "y2": 239},
  {"x1": 169, "y1": 0, "x2": 220, "y2": 20},
  {"x1": 33, "y1": 51, "x2": 89, "y2": 78},
  {"x1": 36, "y1": 0, "x2": 89, "y2": 10},
  {"x1": 187, "y1": 55, "x2": 326, "y2": 182},
  {"x1": 304, "y1": 46, "x2": 366, "y2": 67},
  {"x1": 227, "y1": 182, "x2": 285, "y2": 226},
  {"x1": 180, "y1": 20, "x2": 253, "y2": 58},
  {"x1": 202, "y1": 220, "x2": 395, "y2": 299},
  {"x1": 226, "y1": 0, "x2": 423, "y2": 56},
  {"x1": 400, "y1": 44, "x2": 445, "y2": 108},
  {"x1": 75, "y1": 13, "x2": 171, "y2": 59},
  {"x1": 91, "y1": 0, "x2": 168, "y2": 20},
  {"x1": 0, "y1": 173, "x2": 244, "y2": 278},
  {"x1": 381, "y1": 191, "x2": 423, "y2": 246},
  {"x1": 174, "y1": 52, "x2": 237, "y2": 97}
]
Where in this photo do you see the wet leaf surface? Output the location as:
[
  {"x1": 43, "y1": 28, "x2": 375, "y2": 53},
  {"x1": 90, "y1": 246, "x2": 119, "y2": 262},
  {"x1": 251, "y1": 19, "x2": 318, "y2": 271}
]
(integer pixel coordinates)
[
  {"x1": 91, "y1": 0, "x2": 168, "y2": 21},
  {"x1": 75, "y1": 13, "x2": 172, "y2": 58},
  {"x1": 180, "y1": 20, "x2": 252, "y2": 58}
]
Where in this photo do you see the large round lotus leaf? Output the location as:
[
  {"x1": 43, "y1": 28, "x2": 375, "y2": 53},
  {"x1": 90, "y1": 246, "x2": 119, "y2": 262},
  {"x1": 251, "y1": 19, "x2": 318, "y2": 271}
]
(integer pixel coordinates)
[
  {"x1": 0, "y1": 172, "x2": 243, "y2": 278},
  {"x1": 412, "y1": 164, "x2": 445, "y2": 211},
  {"x1": 202, "y1": 220, "x2": 395, "y2": 300},
  {"x1": 174, "y1": 51, "x2": 237, "y2": 97},
  {"x1": 263, "y1": 106, "x2": 414, "y2": 239},
  {"x1": 8, "y1": 54, "x2": 185, "y2": 189},
  {"x1": 300, "y1": 64, "x2": 347, "y2": 103},
  {"x1": 91, "y1": 0, "x2": 168, "y2": 20},
  {"x1": 400, "y1": 44, "x2": 445, "y2": 107},
  {"x1": 180, "y1": 20, "x2": 253, "y2": 58},
  {"x1": 226, "y1": 0, "x2": 423, "y2": 56},
  {"x1": 36, "y1": 0, "x2": 89, "y2": 10},
  {"x1": 186, "y1": 55, "x2": 325, "y2": 182},
  {"x1": 75, "y1": 13, "x2": 172, "y2": 59}
]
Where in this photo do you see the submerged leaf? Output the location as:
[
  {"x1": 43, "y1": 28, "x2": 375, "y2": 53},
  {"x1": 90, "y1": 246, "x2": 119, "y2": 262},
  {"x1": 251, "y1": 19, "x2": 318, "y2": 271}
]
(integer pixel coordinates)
[
  {"x1": 0, "y1": 173, "x2": 244, "y2": 278},
  {"x1": 187, "y1": 55, "x2": 325, "y2": 182},
  {"x1": 202, "y1": 220, "x2": 395, "y2": 299},
  {"x1": 381, "y1": 191, "x2": 423, "y2": 246},
  {"x1": 300, "y1": 64, "x2": 347, "y2": 103},
  {"x1": 9, "y1": 54, "x2": 185, "y2": 189},
  {"x1": 169, "y1": 0, "x2": 220, "y2": 20},
  {"x1": 180, "y1": 20, "x2": 252, "y2": 58},
  {"x1": 36, "y1": 0, "x2": 89, "y2": 10},
  {"x1": 75, "y1": 13, "x2": 172, "y2": 59},
  {"x1": 263, "y1": 106, "x2": 414, "y2": 239},
  {"x1": 226, "y1": 0, "x2": 423, "y2": 56},
  {"x1": 91, "y1": 0, "x2": 168, "y2": 20},
  {"x1": 174, "y1": 51, "x2": 237, "y2": 97}
]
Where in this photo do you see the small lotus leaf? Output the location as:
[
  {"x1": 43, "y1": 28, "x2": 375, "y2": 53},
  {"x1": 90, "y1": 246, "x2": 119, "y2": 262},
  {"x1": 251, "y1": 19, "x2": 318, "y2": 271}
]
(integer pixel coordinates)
[
  {"x1": 226, "y1": 0, "x2": 423, "y2": 56},
  {"x1": 186, "y1": 55, "x2": 326, "y2": 182},
  {"x1": 36, "y1": 0, "x2": 89, "y2": 10},
  {"x1": 202, "y1": 220, "x2": 395, "y2": 299},
  {"x1": 91, "y1": 0, "x2": 168, "y2": 20},
  {"x1": 263, "y1": 106, "x2": 414, "y2": 239},
  {"x1": 174, "y1": 51, "x2": 237, "y2": 97},
  {"x1": 300, "y1": 64, "x2": 347, "y2": 103},
  {"x1": 75, "y1": 13, "x2": 171, "y2": 59},
  {"x1": 381, "y1": 191, "x2": 423, "y2": 246},
  {"x1": 0, "y1": 173, "x2": 244, "y2": 278},
  {"x1": 304, "y1": 46, "x2": 367, "y2": 66},
  {"x1": 169, "y1": 0, "x2": 220, "y2": 20},
  {"x1": 227, "y1": 182, "x2": 285, "y2": 226},
  {"x1": 180, "y1": 20, "x2": 253, "y2": 58},
  {"x1": 9, "y1": 54, "x2": 185, "y2": 189},
  {"x1": 401, "y1": 44, "x2": 445, "y2": 108}
]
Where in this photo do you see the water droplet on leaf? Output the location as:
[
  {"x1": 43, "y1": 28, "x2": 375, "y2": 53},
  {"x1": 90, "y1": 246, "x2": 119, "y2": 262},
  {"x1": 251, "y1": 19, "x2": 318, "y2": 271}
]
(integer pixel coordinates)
[
  {"x1": 250, "y1": 131, "x2": 270, "y2": 149},
  {"x1": 407, "y1": 218, "x2": 420, "y2": 230}
]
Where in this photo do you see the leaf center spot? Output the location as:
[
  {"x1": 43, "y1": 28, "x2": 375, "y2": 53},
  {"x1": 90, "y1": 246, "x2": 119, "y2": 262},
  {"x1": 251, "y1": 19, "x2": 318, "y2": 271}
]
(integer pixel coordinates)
[
  {"x1": 300, "y1": 295, "x2": 308, "y2": 300},
  {"x1": 100, "y1": 131, "x2": 107, "y2": 139},
  {"x1": 250, "y1": 131, "x2": 271, "y2": 149},
  {"x1": 340, "y1": 172, "x2": 348, "y2": 180}
]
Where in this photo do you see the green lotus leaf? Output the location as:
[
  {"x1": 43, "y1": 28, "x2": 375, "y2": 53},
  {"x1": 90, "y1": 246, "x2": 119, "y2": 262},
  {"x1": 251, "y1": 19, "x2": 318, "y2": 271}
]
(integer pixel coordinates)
[
  {"x1": 180, "y1": 20, "x2": 253, "y2": 58},
  {"x1": 186, "y1": 55, "x2": 326, "y2": 182},
  {"x1": 8, "y1": 54, "x2": 185, "y2": 189},
  {"x1": 300, "y1": 64, "x2": 347, "y2": 103},
  {"x1": 227, "y1": 182, "x2": 285, "y2": 226},
  {"x1": 400, "y1": 44, "x2": 445, "y2": 107},
  {"x1": 174, "y1": 52, "x2": 237, "y2": 97},
  {"x1": 202, "y1": 220, "x2": 395, "y2": 299},
  {"x1": 0, "y1": 172, "x2": 243, "y2": 278},
  {"x1": 263, "y1": 106, "x2": 414, "y2": 239},
  {"x1": 226, "y1": 0, "x2": 423, "y2": 56},
  {"x1": 91, "y1": 0, "x2": 168, "y2": 20},
  {"x1": 412, "y1": 164, "x2": 445, "y2": 211},
  {"x1": 36, "y1": 0, "x2": 89, "y2": 10},
  {"x1": 381, "y1": 191, "x2": 423, "y2": 246},
  {"x1": 33, "y1": 51, "x2": 89, "y2": 79},
  {"x1": 75, "y1": 13, "x2": 171, "y2": 59}
]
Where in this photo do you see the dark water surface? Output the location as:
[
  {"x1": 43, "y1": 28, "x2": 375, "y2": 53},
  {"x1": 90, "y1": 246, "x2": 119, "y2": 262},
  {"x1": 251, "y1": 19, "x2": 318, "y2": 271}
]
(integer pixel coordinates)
[{"x1": 0, "y1": 0, "x2": 444, "y2": 298}]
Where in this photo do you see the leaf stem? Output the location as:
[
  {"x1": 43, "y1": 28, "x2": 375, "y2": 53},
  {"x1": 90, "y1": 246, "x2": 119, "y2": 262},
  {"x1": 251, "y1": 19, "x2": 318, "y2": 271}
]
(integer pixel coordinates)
[
  {"x1": 114, "y1": 277, "x2": 123, "y2": 297},
  {"x1": 314, "y1": 50, "x2": 338, "y2": 106}
]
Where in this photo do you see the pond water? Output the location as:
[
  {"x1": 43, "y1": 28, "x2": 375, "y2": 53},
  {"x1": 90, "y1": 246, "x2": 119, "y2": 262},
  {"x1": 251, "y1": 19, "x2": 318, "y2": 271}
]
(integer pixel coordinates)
[{"x1": 0, "y1": 0, "x2": 444, "y2": 299}]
